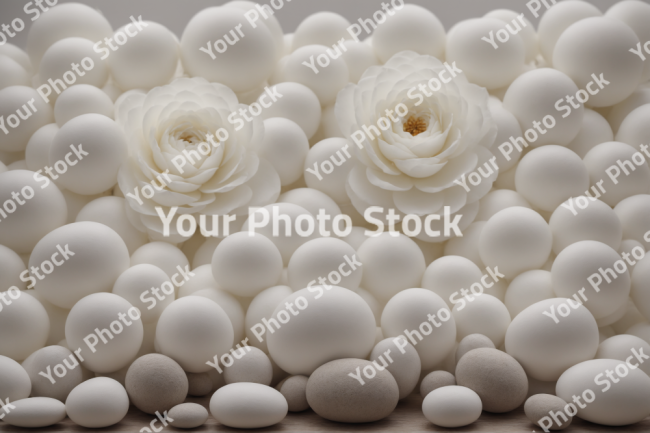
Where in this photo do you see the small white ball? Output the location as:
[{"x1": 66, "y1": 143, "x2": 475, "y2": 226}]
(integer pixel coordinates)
[
  {"x1": 549, "y1": 197, "x2": 623, "y2": 255},
  {"x1": 156, "y1": 296, "x2": 234, "y2": 373},
  {"x1": 614, "y1": 194, "x2": 650, "y2": 250},
  {"x1": 552, "y1": 240, "x2": 630, "y2": 319},
  {"x1": 616, "y1": 103, "x2": 650, "y2": 148},
  {"x1": 108, "y1": 22, "x2": 179, "y2": 91},
  {"x1": 339, "y1": 40, "x2": 379, "y2": 84},
  {"x1": 288, "y1": 237, "x2": 361, "y2": 291},
  {"x1": 51, "y1": 113, "x2": 127, "y2": 195},
  {"x1": 304, "y1": 138, "x2": 354, "y2": 204},
  {"x1": 258, "y1": 118, "x2": 309, "y2": 186},
  {"x1": 180, "y1": 7, "x2": 276, "y2": 93},
  {"x1": 25, "y1": 123, "x2": 58, "y2": 173},
  {"x1": 224, "y1": 346, "x2": 273, "y2": 385},
  {"x1": 421, "y1": 256, "x2": 483, "y2": 308},
  {"x1": 489, "y1": 103, "x2": 523, "y2": 171},
  {"x1": 568, "y1": 108, "x2": 614, "y2": 158},
  {"x1": 381, "y1": 288, "x2": 456, "y2": 371},
  {"x1": 444, "y1": 222, "x2": 486, "y2": 267},
  {"x1": 259, "y1": 82, "x2": 321, "y2": 139},
  {"x1": 475, "y1": 189, "x2": 531, "y2": 222},
  {"x1": 212, "y1": 232, "x2": 283, "y2": 297},
  {"x1": 178, "y1": 264, "x2": 218, "y2": 297},
  {"x1": 484, "y1": 9, "x2": 538, "y2": 62},
  {"x1": 131, "y1": 242, "x2": 189, "y2": 280},
  {"x1": 446, "y1": 18, "x2": 525, "y2": 90},
  {"x1": 452, "y1": 295, "x2": 511, "y2": 347},
  {"x1": 503, "y1": 68, "x2": 583, "y2": 147},
  {"x1": 245, "y1": 285, "x2": 293, "y2": 353},
  {"x1": 371, "y1": 337, "x2": 421, "y2": 399},
  {"x1": 596, "y1": 334, "x2": 650, "y2": 377},
  {"x1": 0, "y1": 55, "x2": 30, "y2": 90},
  {"x1": 371, "y1": 4, "x2": 445, "y2": 63},
  {"x1": 76, "y1": 196, "x2": 148, "y2": 255},
  {"x1": 504, "y1": 270, "x2": 554, "y2": 318},
  {"x1": 553, "y1": 17, "x2": 643, "y2": 107},
  {"x1": 192, "y1": 288, "x2": 245, "y2": 345},
  {"x1": 284, "y1": 45, "x2": 348, "y2": 106},
  {"x1": 38, "y1": 38, "x2": 109, "y2": 101},
  {"x1": 0, "y1": 355, "x2": 31, "y2": 402},
  {"x1": 0, "y1": 43, "x2": 32, "y2": 74},
  {"x1": 0, "y1": 86, "x2": 53, "y2": 152},
  {"x1": 278, "y1": 187, "x2": 341, "y2": 233},
  {"x1": 610, "y1": 91, "x2": 650, "y2": 135},
  {"x1": 632, "y1": 253, "x2": 650, "y2": 321},
  {"x1": 515, "y1": 145, "x2": 589, "y2": 212},
  {"x1": 65, "y1": 377, "x2": 129, "y2": 428},
  {"x1": 65, "y1": 292, "x2": 143, "y2": 373},
  {"x1": 583, "y1": 142, "x2": 650, "y2": 207},
  {"x1": 0, "y1": 170, "x2": 67, "y2": 254},
  {"x1": 112, "y1": 264, "x2": 173, "y2": 324},
  {"x1": 537, "y1": 0, "x2": 602, "y2": 64},
  {"x1": 357, "y1": 233, "x2": 426, "y2": 303},
  {"x1": 0, "y1": 290, "x2": 49, "y2": 361},
  {"x1": 479, "y1": 207, "x2": 552, "y2": 280},
  {"x1": 605, "y1": 0, "x2": 650, "y2": 83},
  {"x1": 32, "y1": 222, "x2": 130, "y2": 309},
  {"x1": 292, "y1": 12, "x2": 351, "y2": 51},
  {"x1": 191, "y1": 238, "x2": 222, "y2": 269},
  {"x1": 54, "y1": 84, "x2": 114, "y2": 127},
  {"x1": 0, "y1": 244, "x2": 26, "y2": 290},
  {"x1": 423, "y1": 386, "x2": 482, "y2": 428}
]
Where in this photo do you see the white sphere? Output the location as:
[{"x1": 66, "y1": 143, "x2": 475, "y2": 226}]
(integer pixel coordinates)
[
  {"x1": 549, "y1": 197, "x2": 623, "y2": 255},
  {"x1": 25, "y1": 123, "x2": 58, "y2": 172},
  {"x1": 0, "y1": 55, "x2": 30, "y2": 91},
  {"x1": 156, "y1": 296, "x2": 234, "y2": 373},
  {"x1": 339, "y1": 40, "x2": 379, "y2": 84},
  {"x1": 606, "y1": 0, "x2": 650, "y2": 83},
  {"x1": 515, "y1": 145, "x2": 589, "y2": 212},
  {"x1": 554, "y1": 17, "x2": 643, "y2": 107},
  {"x1": 616, "y1": 103, "x2": 650, "y2": 148},
  {"x1": 278, "y1": 187, "x2": 341, "y2": 233},
  {"x1": 371, "y1": 4, "x2": 445, "y2": 64},
  {"x1": 357, "y1": 233, "x2": 426, "y2": 303},
  {"x1": 381, "y1": 288, "x2": 456, "y2": 371},
  {"x1": 54, "y1": 84, "x2": 114, "y2": 127},
  {"x1": 0, "y1": 244, "x2": 26, "y2": 290},
  {"x1": 130, "y1": 241, "x2": 189, "y2": 279},
  {"x1": 112, "y1": 264, "x2": 173, "y2": 324},
  {"x1": 421, "y1": 256, "x2": 483, "y2": 308},
  {"x1": 51, "y1": 113, "x2": 127, "y2": 195},
  {"x1": 475, "y1": 189, "x2": 531, "y2": 222},
  {"x1": 212, "y1": 232, "x2": 283, "y2": 297},
  {"x1": 479, "y1": 207, "x2": 552, "y2": 280},
  {"x1": 225, "y1": 1, "x2": 284, "y2": 61},
  {"x1": 632, "y1": 254, "x2": 650, "y2": 321},
  {"x1": 267, "y1": 286, "x2": 376, "y2": 375},
  {"x1": 597, "y1": 334, "x2": 650, "y2": 376},
  {"x1": 304, "y1": 138, "x2": 354, "y2": 204},
  {"x1": 444, "y1": 222, "x2": 485, "y2": 267},
  {"x1": 568, "y1": 108, "x2": 614, "y2": 158},
  {"x1": 287, "y1": 237, "x2": 361, "y2": 291},
  {"x1": 371, "y1": 337, "x2": 421, "y2": 399},
  {"x1": 506, "y1": 298, "x2": 599, "y2": 381},
  {"x1": 484, "y1": 9, "x2": 538, "y2": 62},
  {"x1": 108, "y1": 22, "x2": 179, "y2": 91},
  {"x1": 0, "y1": 290, "x2": 49, "y2": 361},
  {"x1": 191, "y1": 239, "x2": 222, "y2": 269},
  {"x1": 552, "y1": 240, "x2": 631, "y2": 319},
  {"x1": 537, "y1": 0, "x2": 602, "y2": 64},
  {"x1": 503, "y1": 68, "x2": 583, "y2": 147},
  {"x1": 178, "y1": 264, "x2": 218, "y2": 297},
  {"x1": 258, "y1": 118, "x2": 309, "y2": 186},
  {"x1": 192, "y1": 288, "x2": 245, "y2": 345},
  {"x1": 423, "y1": 386, "x2": 482, "y2": 428},
  {"x1": 0, "y1": 170, "x2": 67, "y2": 254},
  {"x1": 38, "y1": 38, "x2": 109, "y2": 100},
  {"x1": 489, "y1": 103, "x2": 523, "y2": 171},
  {"x1": 452, "y1": 295, "x2": 511, "y2": 347},
  {"x1": 583, "y1": 142, "x2": 650, "y2": 207},
  {"x1": 65, "y1": 377, "x2": 129, "y2": 428},
  {"x1": 245, "y1": 285, "x2": 293, "y2": 353},
  {"x1": 0, "y1": 355, "x2": 31, "y2": 402},
  {"x1": 65, "y1": 293, "x2": 143, "y2": 373},
  {"x1": 180, "y1": 7, "x2": 276, "y2": 93},
  {"x1": 32, "y1": 222, "x2": 130, "y2": 309},
  {"x1": 292, "y1": 12, "x2": 351, "y2": 50},
  {"x1": 505, "y1": 270, "x2": 554, "y2": 318},
  {"x1": 611, "y1": 91, "x2": 650, "y2": 136},
  {"x1": 284, "y1": 45, "x2": 348, "y2": 106},
  {"x1": 259, "y1": 82, "x2": 321, "y2": 139},
  {"x1": 446, "y1": 18, "x2": 525, "y2": 90},
  {"x1": 615, "y1": 194, "x2": 650, "y2": 250},
  {"x1": 320, "y1": 103, "x2": 344, "y2": 139},
  {"x1": 0, "y1": 43, "x2": 32, "y2": 74},
  {"x1": 0, "y1": 86, "x2": 53, "y2": 152}
]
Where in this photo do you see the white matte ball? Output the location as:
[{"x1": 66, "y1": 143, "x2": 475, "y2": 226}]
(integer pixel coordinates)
[
  {"x1": 489, "y1": 103, "x2": 523, "y2": 171},
  {"x1": 0, "y1": 355, "x2": 31, "y2": 402},
  {"x1": 484, "y1": 9, "x2": 538, "y2": 62},
  {"x1": 258, "y1": 118, "x2": 309, "y2": 186},
  {"x1": 130, "y1": 241, "x2": 189, "y2": 279},
  {"x1": 632, "y1": 254, "x2": 650, "y2": 321},
  {"x1": 192, "y1": 288, "x2": 245, "y2": 345},
  {"x1": 421, "y1": 256, "x2": 483, "y2": 308},
  {"x1": 610, "y1": 91, "x2": 650, "y2": 136},
  {"x1": 65, "y1": 377, "x2": 129, "y2": 428},
  {"x1": 292, "y1": 12, "x2": 351, "y2": 51},
  {"x1": 616, "y1": 104, "x2": 650, "y2": 148},
  {"x1": 505, "y1": 270, "x2": 555, "y2": 318},
  {"x1": 0, "y1": 55, "x2": 30, "y2": 90},
  {"x1": 259, "y1": 82, "x2": 321, "y2": 139},
  {"x1": 0, "y1": 244, "x2": 26, "y2": 290},
  {"x1": 112, "y1": 264, "x2": 173, "y2": 324},
  {"x1": 423, "y1": 386, "x2": 482, "y2": 428},
  {"x1": 475, "y1": 189, "x2": 531, "y2": 222},
  {"x1": 596, "y1": 334, "x2": 650, "y2": 376},
  {"x1": 452, "y1": 295, "x2": 511, "y2": 347},
  {"x1": 0, "y1": 86, "x2": 53, "y2": 152},
  {"x1": 245, "y1": 285, "x2": 293, "y2": 353},
  {"x1": 0, "y1": 290, "x2": 49, "y2": 361},
  {"x1": 278, "y1": 188, "x2": 342, "y2": 232},
  {"x1": 605, "y1": 0, "x2": 650, "y2": 83},
  {"x1": 339, "y1": 40, "x2": 379, "y2": 84},
  {"x1": 371, "y1": 337, "x2": 421, "y2": 399},
  {"x1": 304, "y1": 137, "x2": 354, "y2": 204},
  {"x1": 25, "y1": 123, "x2": 58, "y2": 173},
  {"x1": 54, "y1": 84, "x2": 114, "y2": 127},
  {"x1": 444, "y1": 222, "x2": 485, "y2": 267},
  {"x1": 615, "y1": 194, "x2": 650, "y2": 250},
  {"x1": 568, "y1": 108, "x2": 614, "y2": 158}
]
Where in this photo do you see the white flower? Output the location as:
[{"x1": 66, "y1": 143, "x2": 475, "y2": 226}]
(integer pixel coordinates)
[
  {"x1": 116, "y1": 77, "x2": 280, "y2": 243},
  {"x1": 336, "y1": 51, "x2": 498, "y2": 242}
]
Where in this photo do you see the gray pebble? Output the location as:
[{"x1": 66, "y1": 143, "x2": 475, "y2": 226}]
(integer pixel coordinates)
[
  {"x1": 420, "y1": 370, "x2": 456, "y2": 398},
  {"x1": 276, "y1": 375, "x2": 309, "y2": 412},
  {"x1": 524, "y1": 394, "x2": 572, "y2": 430},
  {"x1": 456, "y1": 334, "x2": 495, "y2": 364}
]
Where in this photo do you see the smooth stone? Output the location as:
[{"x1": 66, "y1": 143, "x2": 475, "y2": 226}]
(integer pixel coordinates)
[
  {"x1": 2, "y1": 397, "x2": 66, "y2": 428},
  {"x1": 168, "y1": 403, "x2": 209, "y2": 429},
  {"x1": 0, "y1": 355, "x2": 31, "y2": 402},
  {"x1": 223, "y1": 346, "x2": 273, "y2": 386},
  {"x1": 524, "y1": 394, "x2": 572, "y2": 430},
  {"x1": 65, "y1": 377, "x2": 129, "y2": 428},
  {"x1": 125, "y1": 354, "x2": 188, "y2": 414},
  {"x1": 456, "y1": 334, "x2": 496, "y2": 364},
  {"x1": 420, "y1": 370, "x2": 456, "y2": 398},
  {"x1": 456, "y1": 348, "x2": 528, "y2": 413},
  {"x1": 186, "y1": 372, "x2": 212, "y2": 397},
  {"x1": 210, "y1": 382, "x2": 288, "y2": 428},
  {"x1": 276, "y1": 375, "x2": 309, "y2": 412},
  {"x1": 422, "y1": 386, "x2": 482, "y2": 428},
  {"x1": 22, "y1": 346, "x2": 82, "y2": 402},
  {"x1": 306, "y1": 358, "x2": 399, "y2": 423}
]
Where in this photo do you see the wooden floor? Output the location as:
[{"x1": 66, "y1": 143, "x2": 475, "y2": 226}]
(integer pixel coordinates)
[{"x1": 1, "y1": 394, "x2": 649, "y2": 432}]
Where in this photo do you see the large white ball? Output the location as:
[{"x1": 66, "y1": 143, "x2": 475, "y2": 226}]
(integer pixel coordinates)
[
  {"x1": 504, "y1": 270, "x2": 555, "y2": 318},
  {"x1": 610, "y1": 91, "x2": 650, "y2": 135},
  {"x1": 245, "y1": 285, "x2": 293, "y2": 353},
  {"x1": 25, "y1": 123, "x2": 58, "y2": 173},
  {"x1": 112, "y1": 264, "x2": 173, "y2": 324},
  {"x1": 614, "y1": 194, "x2": 650, "y2": 250},
  {"x1": 259, "y1": 82, "x2": 321, "y2": 139},
  {"x1": 304, "y1": 137, "x2": 354, "y2": 204},
  {"x1": 0, "y1": 290, "x2": 49, "y2": 361},
  {"x1": 192, "y1": 288, "x2": 245, "y2": 346},
  {"x1": 258, "y1": 118, "x2": 309, "y2": 186},
  {"x1": 292, "y1": 12, "x2": 351, "y2": 50},
  {"x1": 421, "y1": 256, "x2": 483, "y2": 308},
  {"x1": 616, "y1": 104, "x2": 650, "y2": 148},
  {"x1": 484, "y1": 9, "x2": 538, "y2": 62},
  {"x1": 339, "y1": 40, "x2": 379, "y2": 84},
  {"x1": 568, "y1": 108, "x2": 614, "y2": 158},
  {"x1": 54, "y1": 84, "x2": 114, "y2": 127},
  {"x1": 553, "y1": 17, "x2": 643, "y2": 107},
  {"x1": 606, "y1": 0, "x2": 650, "y2": 83},
  {"x1": 180, "y1": 7, "x2": 276, "y2": 93},
  {"x1": 32, "y1": 222, "x2": 130, "y2": 309},
  {"x1": 0, "y1": 86, "x2": 53, "y2": 152},
  {"x1": 130, "y1": 241, "x2": 189, "y2": 279}
]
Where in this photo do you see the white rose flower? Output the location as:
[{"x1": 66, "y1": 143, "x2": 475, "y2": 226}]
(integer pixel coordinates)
[
  {"x1": 336, "y1": 51, "x2": 498, "y2": 242},
  {"x1": 116, "y1": 77, "x2": 280, "y2": 243}
]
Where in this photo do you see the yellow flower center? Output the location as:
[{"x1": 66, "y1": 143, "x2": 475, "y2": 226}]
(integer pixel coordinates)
[{"x1": 403, "y1": 116, "x2": 428, "y2": 136}]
